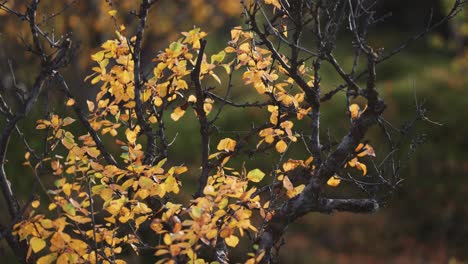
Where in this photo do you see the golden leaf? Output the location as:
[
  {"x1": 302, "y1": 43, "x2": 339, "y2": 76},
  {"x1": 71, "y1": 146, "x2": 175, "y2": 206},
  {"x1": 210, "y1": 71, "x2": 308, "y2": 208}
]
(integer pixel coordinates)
[
  {"x1": 211, "y1": 51, "x2": 226, "y2": 64},
  {"x1": 153, "y1": 96, "x2": 163, "y2": 107},
  {"x1": 327, "y1": 176, "x2": 341, "y2": 187},
  {"x1": 225, "y1": 235, "x2": 239, "y2": 247},
  {"x1": 170, "y1": 107, "x2": 186, "y2": 121},
  {"x1": 37, "y1": 253, "x2": 58, "y2": 264},
  {"x1": 275, "y1": 140, "x2": 288, "y2": 153},
  {"x1": 174, "y1": 166, "x2": 188, "y2": 174},
  {"x1": 125, "y1": 127, "x2": 139, "y2": 144},
  {"x1": 148, "y1": 115, "x2": 158, "y2": 123},
  {"x1": 217, "y1": 138, "x2": 237, "y2": 152},
  {"x1": 163, "y1": 233, "x2": 172, "y2": 245},
  {"x1": 62, "y1": 183, "x2": 72, "y2": 197},
  {"x1": 203, "y1": 185, "x2": 215, "y2": 196},
  {"x1": 31, "y1": 200, "x2": 40, "y2": 209},
  {"x1": 48, "y1": 203, "x2": 57, "y2": 211},
  {"x1": 86, "y1": 147, "x2": 100, "y2": 158},
  {"x1": 187, "y1": 95, "x2": 197, "y2": 103},
  {"x1": 206, "y1": 229, "x2": 218, "y2": 240},
  {"x1": 150, "y1": 220, "x2": 164, "y2": 234},
  {"x1": 108, "y1": 10, "x2": 117, "y2": 16}
]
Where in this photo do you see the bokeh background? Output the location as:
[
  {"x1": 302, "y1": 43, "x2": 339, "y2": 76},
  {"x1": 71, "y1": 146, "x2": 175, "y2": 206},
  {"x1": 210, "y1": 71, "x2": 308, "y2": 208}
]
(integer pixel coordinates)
[{"x1": 0, "y1": 0, "x2": 466, "y2": 263}]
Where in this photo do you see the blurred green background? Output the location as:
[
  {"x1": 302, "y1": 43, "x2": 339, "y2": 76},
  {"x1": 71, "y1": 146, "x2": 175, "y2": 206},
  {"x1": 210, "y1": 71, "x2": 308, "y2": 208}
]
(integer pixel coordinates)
[{"x1": 0, "y1": 0, "x2": 466, "y2": 263}]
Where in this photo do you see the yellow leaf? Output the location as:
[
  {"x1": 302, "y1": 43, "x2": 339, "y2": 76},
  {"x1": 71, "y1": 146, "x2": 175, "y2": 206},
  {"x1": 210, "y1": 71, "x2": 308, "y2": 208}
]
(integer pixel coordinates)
[
  {"x1": 139, "y1": 177, "x2": 154, "y2": 189},
  {"x1": 90, "y1": 75, "x2": 101, "y2": 85},
  {"x1": 69, "y1": 239, "x2": 88, "y2": 253},
  {"x1": 108, "y1": 10, "x2": 117, "y2": 16},
  {"x1": 148, "y1": 115, "x2": 158, "y2": 123},
  {"x1": 163, "y1": 233, "x2": 172, "y2": 245},
  {"x1": 165, "y1": 175, "x2": 180, "y2": 194},
  {"x1": 30, "y1": 237, "x2": 46, "y2": 253},
  {"x1": 187, "y1": 95, "x2": 197, "y2": 103},
  {"x1": 100, "y1": 188, "x2": 114, "y2": 201},
  {"x1": 150, "y1": 220, "x2": 164, "y2": 234},
  {"x1": 348, "y1": 157, "x2": 357, "y2": 167},
  {"x1": 247, "y1": 169, "x2": 265, "y2": 183},
  {"x1": 56, "y1": 253, "x2": 68, "y2": 264},
  {"x1": 62, "y1": 183, "x2": 72, "y2": 196},
  {"x1": 211, "y1": 51, "x2": 226, "y2": 64},
  {"x1": 153, "y1": 97, "x2": 163, "y2": 107},
  {"x1": 327, "y1": 176, "x2": 341, "y2": 187},
  {"x1": 86, "y1": 147, "x2": 100, "y2": 158},
  {"x1": 349, "y1": 104, "x2": 360, "y2": 119},
  {"x1": 37, "y1": 253, "x2": 58, "y2": 264},
  {"x1": 125, "y1": 126, "x2": 139, "y2": 144},
  {"x1": 48, "y1": 203, "x2": 57, "y2": 211},
  {"x1": 97, "y1": 99, "x2": 109, "y2": 109},
  {"x1": 206, "y1": 229, "x2": 218, "y2": 240},
  {"x1": 40, "y1": 219, "x2": 53, "y2": 229},
  {"x1": 91, "y1": 51, "x2": 105, "y2": 62},
  {"x1": 275, "y1": 140, "x2": 288, "y2": 153},
  {"x1": 217, "y1": 138, "x2": 237, "y2": 152},
  {"x1": 31, "y1": 200, "x2": 40, "y2": 208},
  {"x1": 141, "y1": 89, "x2": 152, "y2": 102},
  {"x1": 203, "y1": 185, "x2": 215, "y2": 196},
  {"x1": 288, "y1": 184, "x2": 306, "y2": 198},
  {"x1": 170, "y1": 107, "x2": 186, "y2": 121},
  {"x1": 51, "y1": 115, "x2": 60, "y2": 127},
  {"x1": 174, "y1": 166, "x2": 188, "y2": 174},
  {"x1": 225, "y1": 235, "x2": 239, "y2": 247}
]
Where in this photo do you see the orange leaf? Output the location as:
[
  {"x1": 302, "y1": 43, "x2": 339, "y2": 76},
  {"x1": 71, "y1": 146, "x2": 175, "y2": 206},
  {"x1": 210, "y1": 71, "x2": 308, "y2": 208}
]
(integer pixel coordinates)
[{"x1": 275, "y1": 140, "x2": 288, "y2": 153}]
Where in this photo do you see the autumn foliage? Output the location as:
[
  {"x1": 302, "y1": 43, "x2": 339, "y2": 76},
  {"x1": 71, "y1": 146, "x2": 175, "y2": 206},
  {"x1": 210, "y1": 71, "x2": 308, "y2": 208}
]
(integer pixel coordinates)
[{"x1": 0, "y1": 0, "x2": 465, "y2": 263}]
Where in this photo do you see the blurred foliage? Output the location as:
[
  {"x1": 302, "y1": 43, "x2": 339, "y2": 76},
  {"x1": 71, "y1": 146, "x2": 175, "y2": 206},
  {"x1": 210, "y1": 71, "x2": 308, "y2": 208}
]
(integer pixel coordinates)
[{"x1": 0, "y1": 0, "x2": 467, "y2": 263}]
